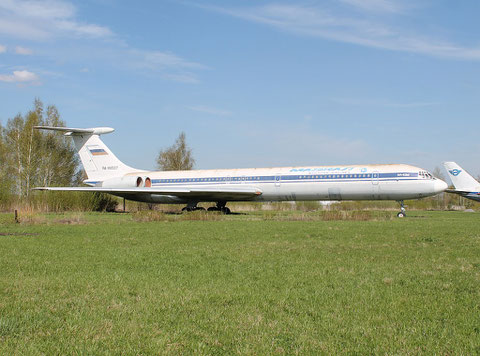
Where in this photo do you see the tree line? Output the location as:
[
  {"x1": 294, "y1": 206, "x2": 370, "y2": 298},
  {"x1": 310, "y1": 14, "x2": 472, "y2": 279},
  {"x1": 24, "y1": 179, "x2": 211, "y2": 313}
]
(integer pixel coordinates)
[
  {"x1": 0, "y1": 99, "x2": 119, "y2": 211},
  {"x1": 0, "y1": 99, "x2": 77, "y2": 198},
  {"x1": 0, "y1": 98, "x2": 472, "y2": 212},
  {"x1": 0, "y1": 98, "x2": 194, "y2": 211}
]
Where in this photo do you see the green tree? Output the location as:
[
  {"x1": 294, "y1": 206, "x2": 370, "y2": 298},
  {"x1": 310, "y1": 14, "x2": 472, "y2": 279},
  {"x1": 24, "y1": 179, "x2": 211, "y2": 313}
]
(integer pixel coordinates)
[
  {"x1": 156, "y1": 132, "x2": 195, "y2": 171},
  {"x1": 0, "y1": 123, "x2": 14, "y2": 202},
  {"x1": 37, "y1": 104, "x2": 79, "y2": 187},
  {"x1": 3, "y1": 99, "x2": 79, "y2": 198}
]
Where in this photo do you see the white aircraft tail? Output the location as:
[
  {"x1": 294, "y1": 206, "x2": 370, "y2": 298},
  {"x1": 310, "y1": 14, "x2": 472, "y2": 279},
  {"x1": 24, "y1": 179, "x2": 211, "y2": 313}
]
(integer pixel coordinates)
[
  {"x1": 35, "y1": 126, "x2": 142, "y2": 183},
  {"x1": 443, "y1": 161, "x2": 480, "y2": 192}
]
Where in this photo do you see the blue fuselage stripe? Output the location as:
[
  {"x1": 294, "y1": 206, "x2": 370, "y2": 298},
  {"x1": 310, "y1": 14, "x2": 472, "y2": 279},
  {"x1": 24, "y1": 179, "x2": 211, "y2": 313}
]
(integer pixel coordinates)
[{"x1": 149, "y1": 172, "x2": 422, "y2": 186}]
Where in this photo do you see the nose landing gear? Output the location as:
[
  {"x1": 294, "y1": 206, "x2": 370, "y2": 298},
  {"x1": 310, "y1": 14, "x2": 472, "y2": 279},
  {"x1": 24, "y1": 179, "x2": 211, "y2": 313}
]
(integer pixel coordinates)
[{"x1": 397, "y1": 200, "x2": 406, "y2": 218}]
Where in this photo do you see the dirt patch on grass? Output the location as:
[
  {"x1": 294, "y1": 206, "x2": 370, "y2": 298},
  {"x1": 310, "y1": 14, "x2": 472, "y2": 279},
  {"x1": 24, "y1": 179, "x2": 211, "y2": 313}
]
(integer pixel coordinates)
[{"x1": 13, "y1": 210, "x2": 87, "y2": 225}]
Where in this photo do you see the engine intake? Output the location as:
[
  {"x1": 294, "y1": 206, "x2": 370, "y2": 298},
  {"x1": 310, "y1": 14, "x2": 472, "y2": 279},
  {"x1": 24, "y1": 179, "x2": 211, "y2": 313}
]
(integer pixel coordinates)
[
  {"x1": 102, "y1": 176, "x2": 143, "y2": 188},
  {"x1": 144, "y1": 177, "x2": 151, "y2": 187}
]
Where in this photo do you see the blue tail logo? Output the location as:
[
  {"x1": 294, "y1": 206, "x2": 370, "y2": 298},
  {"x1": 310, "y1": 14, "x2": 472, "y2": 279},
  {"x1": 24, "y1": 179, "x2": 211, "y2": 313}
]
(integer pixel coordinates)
[{"x1": 449, "y1": 169, "x2": 462, "y2": 176}]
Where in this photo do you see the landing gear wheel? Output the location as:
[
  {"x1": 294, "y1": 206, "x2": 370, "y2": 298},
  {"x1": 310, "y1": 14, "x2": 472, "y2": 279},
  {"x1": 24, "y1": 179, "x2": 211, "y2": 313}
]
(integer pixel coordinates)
[
  {"x1": 212, "y1": 201, "x2": 231, "y2": 214},
  {"x1": 182, "y1": 203, "x2": 199, "y2": 212},
  {"x1": 396, "y1": 200, "x2": 406, "y2": 218}
]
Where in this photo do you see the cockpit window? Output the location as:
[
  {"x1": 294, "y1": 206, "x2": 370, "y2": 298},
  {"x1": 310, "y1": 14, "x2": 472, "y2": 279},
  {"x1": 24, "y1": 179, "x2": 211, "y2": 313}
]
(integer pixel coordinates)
[{"x1": 419, "y1": 171, "x2": 434, "y2": 179}]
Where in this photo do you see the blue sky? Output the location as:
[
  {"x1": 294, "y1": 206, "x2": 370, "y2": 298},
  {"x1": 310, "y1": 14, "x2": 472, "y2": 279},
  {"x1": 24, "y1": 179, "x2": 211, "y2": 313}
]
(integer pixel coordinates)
[{"x1": 0, "y1": 0, "x2": 479, "y2": 176}]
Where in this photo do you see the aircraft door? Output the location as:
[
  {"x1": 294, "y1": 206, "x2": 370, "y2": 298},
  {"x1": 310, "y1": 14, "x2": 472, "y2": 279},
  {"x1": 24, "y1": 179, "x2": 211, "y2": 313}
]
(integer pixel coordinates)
[
  {"x1": 275, "y1": 174, "x2": 281, "y2": 187},
  {"x1": 84, "y1": 146, "x2": 98, "y2": 172},
  {"x1": 372, "y1": 171, "x2": 380, "y2": 198}
]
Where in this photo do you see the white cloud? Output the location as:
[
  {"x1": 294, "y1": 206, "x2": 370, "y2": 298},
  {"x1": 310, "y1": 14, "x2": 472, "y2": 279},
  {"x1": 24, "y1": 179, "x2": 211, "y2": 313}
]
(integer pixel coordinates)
[
  {"x1": 0, "y1": 0, "x2": 113, "y2": 40},
  {"x1": 339, "y1": 0, "x2": 404, "y2": 14},
  {"x1": 0, "y1": 1, "x2": 205, "y2": 84},
  {"x1": 162, "y1": 73, "x2": 199, "y2": 84},
  {"x1": 142, "y1": 50, "x2": 206, "y2": 70},
  {"x1": 15, "y1": 46, "x2": 33, "y2": 55},
  {"x1": 2, "y1": 0, "x2": 76, "y2": 19},
  {"x1": 129, "y1": 49, "x2": 207, "y2": 83},
  {"x1": 189, "y1": 105, "x2": 232, "y2": 116},
  {"x1": 0, "y1": 70, "x2": 39, "y2": 83},
  {"x1": 55, "y1": 19, "x2": 113, "y2": 38},
  {"x1": 329, "y1": 97, "x2": 438, "y2": 108},
  {"x1": 0, "y1": 44, "x2": 6, "y2": 53},
  {"x1": 205, "y1": 3, "x2": 480, "y2": 60}
]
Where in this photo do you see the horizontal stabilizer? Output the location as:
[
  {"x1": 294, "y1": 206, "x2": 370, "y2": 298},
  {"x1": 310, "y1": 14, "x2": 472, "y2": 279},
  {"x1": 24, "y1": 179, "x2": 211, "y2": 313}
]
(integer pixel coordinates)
[{"x1": 34, "y1": 126, "x2": 114, "y2": 136}]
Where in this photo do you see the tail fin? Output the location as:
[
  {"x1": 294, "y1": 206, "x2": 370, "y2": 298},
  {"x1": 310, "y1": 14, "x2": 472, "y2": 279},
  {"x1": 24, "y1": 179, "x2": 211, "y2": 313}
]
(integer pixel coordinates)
[
  {"x1": 443, "y1": 161, "x2": 480, "y2": 192},
  {"x1": 35, "y1": 126, "x2": 141, "y2": 183}
]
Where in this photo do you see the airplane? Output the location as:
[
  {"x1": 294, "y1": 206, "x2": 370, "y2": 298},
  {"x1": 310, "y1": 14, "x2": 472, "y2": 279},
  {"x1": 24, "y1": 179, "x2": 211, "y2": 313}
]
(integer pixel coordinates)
[
  {"x1": 33, "y1": 126, "x2": 447, "y2": 217},
  {"x1": 443, "y1": 162, "x2": 480, "y2": 202}
]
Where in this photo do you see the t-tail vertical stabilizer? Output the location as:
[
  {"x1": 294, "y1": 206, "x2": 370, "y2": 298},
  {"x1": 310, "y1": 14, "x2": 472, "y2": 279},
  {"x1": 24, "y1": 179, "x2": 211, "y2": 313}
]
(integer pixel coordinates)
[{"x1": 34, "y1": 126, "x2": 142, "y2": 184}]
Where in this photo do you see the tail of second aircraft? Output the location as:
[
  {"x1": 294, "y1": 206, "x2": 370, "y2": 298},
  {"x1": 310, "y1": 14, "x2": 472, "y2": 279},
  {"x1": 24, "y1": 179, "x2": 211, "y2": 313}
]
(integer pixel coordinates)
[
  {"x1": 35, "y1": 126, "x2": 142, "y2": 183},
  {"x1": 443, "y1": 161, "x2": 480, "y2": 192}
]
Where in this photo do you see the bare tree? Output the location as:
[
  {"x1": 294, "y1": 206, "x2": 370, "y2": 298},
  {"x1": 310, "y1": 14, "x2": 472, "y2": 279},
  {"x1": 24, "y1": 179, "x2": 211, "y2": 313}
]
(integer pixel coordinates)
[
  {"x1": 432, "y1": 166, "x2": 446, "y2": 181},
  {"x1": 156, "y1": 132, "x2": 195, "y2": 171}
]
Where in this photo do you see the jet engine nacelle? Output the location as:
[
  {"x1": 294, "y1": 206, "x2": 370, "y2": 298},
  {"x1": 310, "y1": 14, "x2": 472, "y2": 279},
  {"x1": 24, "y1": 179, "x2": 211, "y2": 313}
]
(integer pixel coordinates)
[{"x1": 102, "y1": 176, "x2": 143, "y2": 188}]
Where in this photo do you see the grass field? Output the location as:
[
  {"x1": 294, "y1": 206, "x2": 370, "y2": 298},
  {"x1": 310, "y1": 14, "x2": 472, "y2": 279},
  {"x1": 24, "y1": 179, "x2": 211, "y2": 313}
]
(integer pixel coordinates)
[{"x1": 0, "y1": 210, "x2": 479, "y2": 354}]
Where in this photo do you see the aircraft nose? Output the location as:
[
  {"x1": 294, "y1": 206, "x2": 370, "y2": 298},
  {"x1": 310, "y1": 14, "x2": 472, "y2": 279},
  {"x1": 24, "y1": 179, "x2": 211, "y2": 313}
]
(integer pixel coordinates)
[{"x1": 434, "y1": 179, "x2": 448, "y2": 193}]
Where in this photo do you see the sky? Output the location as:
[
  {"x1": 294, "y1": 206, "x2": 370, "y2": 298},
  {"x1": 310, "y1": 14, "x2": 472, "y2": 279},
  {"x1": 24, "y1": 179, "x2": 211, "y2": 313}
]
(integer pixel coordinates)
[{"x1": 0, "y1": 0, "x2": 479, "y2": 177}]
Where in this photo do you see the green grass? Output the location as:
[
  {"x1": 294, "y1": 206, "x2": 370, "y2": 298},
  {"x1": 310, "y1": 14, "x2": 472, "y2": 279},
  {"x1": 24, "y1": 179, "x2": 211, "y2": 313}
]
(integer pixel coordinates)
[{"x1": 0, "y1": 211, "x2": 479, "y2": 354}]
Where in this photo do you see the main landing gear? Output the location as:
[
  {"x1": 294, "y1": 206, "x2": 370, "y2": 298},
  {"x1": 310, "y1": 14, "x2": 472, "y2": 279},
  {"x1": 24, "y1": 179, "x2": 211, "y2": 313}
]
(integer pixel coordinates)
[
  {"x1": 207, "y1": 201, "x2": 231, "y2": 214},
  {"x1": 182, "y1": 201, "x2": 231, "y2": 214},
  {"x1": 397, "y1": 200, "x2": 406, "y2": 218},
  {"x1": 181, "y1": 202, "x2": 205, "y2": 212}
]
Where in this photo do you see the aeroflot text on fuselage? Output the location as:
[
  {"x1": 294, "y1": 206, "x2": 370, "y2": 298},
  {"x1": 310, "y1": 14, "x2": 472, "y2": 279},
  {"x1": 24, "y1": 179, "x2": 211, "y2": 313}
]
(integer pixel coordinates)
[{"x1": 290, "y1": 167, "x2": 357, "y2": 172}]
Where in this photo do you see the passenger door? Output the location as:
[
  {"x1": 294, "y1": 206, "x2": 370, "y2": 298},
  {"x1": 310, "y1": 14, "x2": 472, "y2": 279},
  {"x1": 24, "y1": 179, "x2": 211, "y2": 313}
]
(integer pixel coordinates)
[{"x1": 275, "y1": 174, "x2": 281, "y2": 187}]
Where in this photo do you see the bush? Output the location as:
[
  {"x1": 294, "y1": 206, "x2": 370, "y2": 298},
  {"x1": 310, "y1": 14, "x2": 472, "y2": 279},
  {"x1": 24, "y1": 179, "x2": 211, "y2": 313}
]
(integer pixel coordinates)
[{"x1": 8, "y1": 191, "x2": 120, "y2": 213}]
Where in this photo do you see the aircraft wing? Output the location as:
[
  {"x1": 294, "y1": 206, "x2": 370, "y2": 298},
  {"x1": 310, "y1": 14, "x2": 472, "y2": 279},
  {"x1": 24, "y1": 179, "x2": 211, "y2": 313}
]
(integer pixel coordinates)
[
  {"x1": 33, "y1": 185, "x2": 263, "y2": 200},
  {"x1": 446, "y1": 188, "x2": 471, "y2": 194},
  {"x1": 445, "y1": 188, "x2": 463, "y2": 194},
  {"x1": 445, "y1": 188, "x2": 480, "y2": 195}
]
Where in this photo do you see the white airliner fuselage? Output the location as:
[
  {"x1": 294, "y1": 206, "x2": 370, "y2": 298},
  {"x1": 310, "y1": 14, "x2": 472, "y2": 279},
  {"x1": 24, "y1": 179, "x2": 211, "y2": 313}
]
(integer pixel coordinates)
[
  {"x1": 33, "y1": 126, "x2": 447, "y2": 216},
  {"x1": 97, "y1": 164, "x2": 446, "y2": 204}
]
